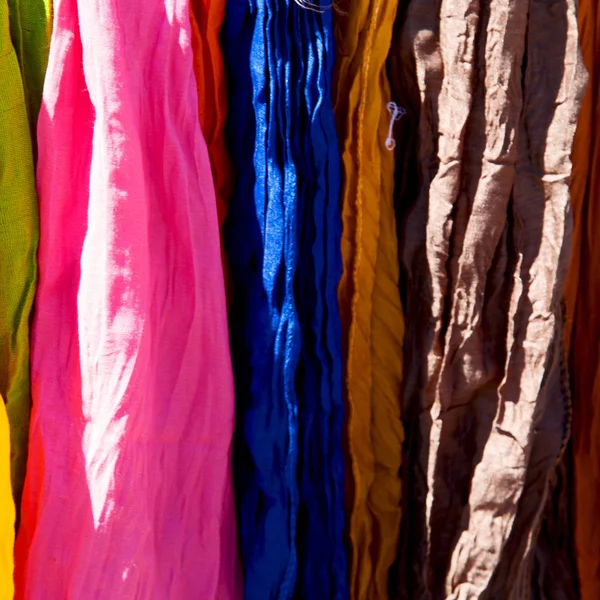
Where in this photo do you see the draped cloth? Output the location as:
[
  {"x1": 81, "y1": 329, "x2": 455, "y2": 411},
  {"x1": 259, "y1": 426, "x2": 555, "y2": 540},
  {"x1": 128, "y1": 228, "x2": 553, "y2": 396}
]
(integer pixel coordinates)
[
  {"x1": 7, "y1": 0, "x2": 52, "y2": 144},
  {"x1": 223, "y1": 0, "x2": 347, "y2": 596},
  {"x1": 389, "y1": 0, "x2": 586, "y2": 595},
  {"x1": 564, "y1": 0, "x2": 600, "y2": 595},
  {"x1": 332, "y1": 0, "x2": 405, "y2": 596},
  {"x1": 0, "y1": 0, "x2": 39, "y2": 512},
  {"x1": 14, "y1": 0, "x2": 240, "y2": 597},
  {"x1": 0, "y1": 400, "x2": 15, "y2": 599},
  {"x1": 189, "y1": 0, "x2": 234, "y2": 301}
]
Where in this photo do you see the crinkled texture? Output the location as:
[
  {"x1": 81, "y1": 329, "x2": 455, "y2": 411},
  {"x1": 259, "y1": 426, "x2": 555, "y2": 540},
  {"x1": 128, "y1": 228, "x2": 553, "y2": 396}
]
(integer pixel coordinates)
[
  {"x1": 0, "y1": 0, "x2": 38, "y2": 512},
  {"x1": 14, "y1": 0, "x2": 241, "y2": 598},
  {"x1": 223, "y1": 0, "x2": 301, "y2": 590},
  {"x1": 223, "y1": 0, "x2": 347, "y2": 596},
  {"x1": 486, "y1": 314, "x2": 575, "y2": 600},
  {"x1": 293, "y1": 8, "x2": 348, "y2": 599},
  {"x1": 390, "y1": 0, "x2": 586, "y2": 595},
  {"x1": 563, "y1": 0, "x2": 600, "y2": 595},
  {"x1": 530, "y1": 453, "x2": 580, "y2": 600},
  {"x1": 333, "y1": 0, "x2": 405, "y2": 595}
]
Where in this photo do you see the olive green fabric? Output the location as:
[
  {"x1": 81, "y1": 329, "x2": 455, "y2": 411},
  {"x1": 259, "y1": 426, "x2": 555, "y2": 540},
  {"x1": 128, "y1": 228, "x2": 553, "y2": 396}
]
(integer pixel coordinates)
[
  {"x1": 8, "y1": 0, "x2": 52, "y2": 142},
  {"x1": 1, "y1": 0, "x2": 39, "y2": 508}
]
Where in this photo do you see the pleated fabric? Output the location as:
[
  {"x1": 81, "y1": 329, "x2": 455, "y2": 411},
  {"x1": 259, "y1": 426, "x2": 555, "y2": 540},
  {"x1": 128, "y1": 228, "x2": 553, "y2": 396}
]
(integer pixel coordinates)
[
  {"x1": 223, "y1": 0, "x2": 348, "y2": 596},
  {"x1": 389, "y1": 0, "x2": 586, "y2": 595},
  {"x1": 293, "y1": 12, "x2": 347, "y2": 599},
  {"x1": 332, "y1": 0, "x2": 405, "y2": 596},
  {"x1": 7, "y1": 0, "x2": 52, "y2": 143},
  {"x1": 0, "y1": 0, "x2": 38, "y2": 511},
  {"x1": 189, "y1": 0, "x2": 233, "y2": 301},
  {"x1": 14, "y1": 0, "x2": 240, "y2": 598},
  {"x1": 564, "y1": 0, "x2": 600, "y2": 595}
]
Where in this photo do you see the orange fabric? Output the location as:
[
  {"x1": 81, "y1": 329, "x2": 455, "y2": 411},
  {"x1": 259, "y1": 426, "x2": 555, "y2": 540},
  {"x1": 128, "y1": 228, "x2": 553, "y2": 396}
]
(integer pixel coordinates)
[
  {"x1": 189, "y1": 0, "x2": 233, "y2": 303},
  {"x1": 333, "y1": 0, "x2": 405, "y2": 596},
  {"x1": 565, "y1": 0, "x2": 600, "y2": 596}
]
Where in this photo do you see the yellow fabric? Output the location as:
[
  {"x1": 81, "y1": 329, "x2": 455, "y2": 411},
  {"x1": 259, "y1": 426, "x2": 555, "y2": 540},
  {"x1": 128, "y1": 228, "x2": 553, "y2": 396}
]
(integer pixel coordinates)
[
  {"x1": 1, "y1": 0, "x2": 39, "y2": 509},
  {"x1": 334, "y1": 0, "x2": 404, "y2": 596},
  {"x1": 0, "y1": 398, "x2": 15, "y2": 600}
]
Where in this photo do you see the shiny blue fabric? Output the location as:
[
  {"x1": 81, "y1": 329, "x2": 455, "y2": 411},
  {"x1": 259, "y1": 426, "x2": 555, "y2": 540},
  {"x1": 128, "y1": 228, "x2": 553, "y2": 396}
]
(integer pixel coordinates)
[{"x1": 222, "y1": 0, "x2": 348, "y2": 595}]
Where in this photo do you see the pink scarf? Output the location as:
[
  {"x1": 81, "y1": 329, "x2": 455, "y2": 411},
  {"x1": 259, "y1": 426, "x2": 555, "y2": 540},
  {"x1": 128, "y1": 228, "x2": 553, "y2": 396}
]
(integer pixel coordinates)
[{"x1": 15, "y1": 1, "x2": 241, "y2": 597}]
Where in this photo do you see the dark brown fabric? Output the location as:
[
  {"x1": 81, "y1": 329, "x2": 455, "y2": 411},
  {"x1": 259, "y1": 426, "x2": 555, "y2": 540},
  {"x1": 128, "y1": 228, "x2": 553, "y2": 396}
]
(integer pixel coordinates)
[
  {"x1": 388, "y1": 0, "x2": 586, "y2": 595},
  {"x1": 563, "y1": 0, "x2": 600, "y2": 594}
]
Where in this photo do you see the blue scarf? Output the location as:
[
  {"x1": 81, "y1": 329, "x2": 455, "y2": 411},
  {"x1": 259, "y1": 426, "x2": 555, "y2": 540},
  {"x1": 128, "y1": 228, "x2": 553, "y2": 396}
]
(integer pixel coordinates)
[{"x1": 223, "y1": 0, "x2": 348, "y2": 595}]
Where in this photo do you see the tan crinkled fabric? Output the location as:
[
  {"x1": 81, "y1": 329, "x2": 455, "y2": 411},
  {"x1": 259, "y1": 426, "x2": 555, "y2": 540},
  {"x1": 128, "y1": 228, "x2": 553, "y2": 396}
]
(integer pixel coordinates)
[{"x1": 389, "y1": 0, "x2": 586, "y2": 595}]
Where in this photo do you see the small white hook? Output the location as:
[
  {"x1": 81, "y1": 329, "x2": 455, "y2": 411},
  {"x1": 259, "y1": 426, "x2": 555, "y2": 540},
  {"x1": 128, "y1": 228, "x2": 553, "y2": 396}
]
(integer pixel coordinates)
[{"x1": 385, "y1": 101, "x2": 406, "y2": 151}]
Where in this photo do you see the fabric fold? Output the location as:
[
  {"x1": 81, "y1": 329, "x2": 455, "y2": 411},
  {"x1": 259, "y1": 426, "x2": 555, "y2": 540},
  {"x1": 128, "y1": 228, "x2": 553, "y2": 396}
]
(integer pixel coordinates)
[
  {"x1": 333, "y1": 0, "x2": 405, "y2": 594},
  {"x1": 564, "y1": 0, "x2": 600, "y2": 594},
  {"x1": 390, "y1": 0, "x2": 585, "y2": 594},
  {"x1": 223, "y1": 0, "x2": 347, "y2": 595},
  {"x1": 14, "y1": 0, "x2": 240, "y2": 597},
  {"x1": 0, "y1": 0, "x2": 39, "y2": 513},
  {"x1": 189, "y1": 0, "x2": 234, "y2": 301},
  {"x1": 0, "y1": 399, "x2": 15, "y2": 599},
  {"x1": 7, "y1": 0, "x2": 52, "y2": 145}
]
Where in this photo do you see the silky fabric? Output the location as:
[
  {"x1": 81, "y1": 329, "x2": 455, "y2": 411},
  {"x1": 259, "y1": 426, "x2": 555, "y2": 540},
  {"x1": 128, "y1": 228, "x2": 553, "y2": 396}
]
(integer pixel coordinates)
[
  {"x1": 564, "y1": 0, "x2": 600, "y2": 594},
  {"x1": 389, "y1": 0, "x2": 585, "y2": 595},
  {"x1": 0, "y1": 0, "x2": 38, "y2": 511},
  {"x1": 189, "y1": 0, "x2": 233, "y2": 301},
  {"x1": 223, "y1": 0, "x2": 347, "y2": 596},
  {"x1": 0, "y1": 397, "x2": 15, "y2": 599},
  {"x1": 293, "y1": 9, "x2": 347, "y2": 599},
  {"x1": 7, "y1": 0, "x2": 52, "y2": 144},
  {"x1": 14, "y1": 0, "x2": 240, "y2": 598},
  {"x1": 333, "y1": 0, "x2": 405, "y2": 596}
]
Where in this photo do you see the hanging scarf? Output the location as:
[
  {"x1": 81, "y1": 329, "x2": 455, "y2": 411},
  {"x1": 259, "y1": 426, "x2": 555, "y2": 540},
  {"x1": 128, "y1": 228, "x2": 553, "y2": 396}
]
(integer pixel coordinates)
[
  {"x1": 0, "y1": 398, "x2": 15, "y2": 598},
  {"x1": 14, "y1": 1, "x2": 240, "y2": 597},
  {"x1": 7, "y1": 0, "x2": 52, "y2": 144},
  {"x1": 189, "y1": 0, "x2": 234, "y2": 302},
  {"x1": 564, "y1": 0, "x2": 600, "y2": 595},
  {"x1": 390, "y1": 0, "x2": 586, "y2": 594},
  {"x1": 223, "y1": 0, "x2": 347, "y2": 595},
  {"x1": 0, "y1": 0, "x2": 39, "y2": 512},
  {"x1": 332, "y1": 0, "x2": 406, "y2": 594}
]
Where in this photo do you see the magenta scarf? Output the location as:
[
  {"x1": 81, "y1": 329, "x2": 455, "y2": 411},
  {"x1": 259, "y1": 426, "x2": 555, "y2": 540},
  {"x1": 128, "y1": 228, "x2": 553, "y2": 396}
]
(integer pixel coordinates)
[{"x1": 15, "y1": 1, "x2": 241, "y2": 597}]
